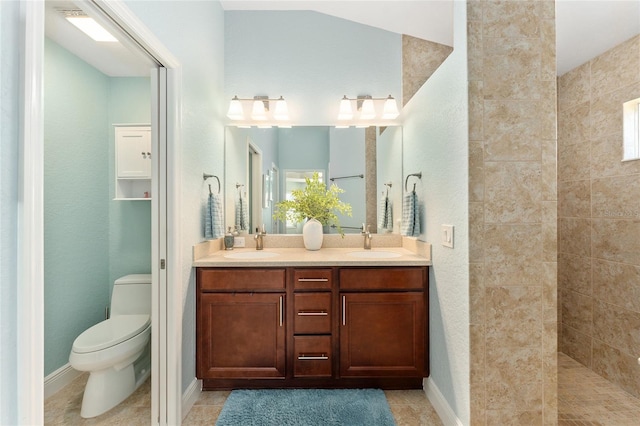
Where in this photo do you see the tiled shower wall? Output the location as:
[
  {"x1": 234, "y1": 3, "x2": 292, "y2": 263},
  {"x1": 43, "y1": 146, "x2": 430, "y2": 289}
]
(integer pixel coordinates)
[
  {"x1": 468, "y1": 1, "x2": 558, "y2": 424},
  {"x1": 557, "y1": 34, "x2": 640, "y2": 398}
]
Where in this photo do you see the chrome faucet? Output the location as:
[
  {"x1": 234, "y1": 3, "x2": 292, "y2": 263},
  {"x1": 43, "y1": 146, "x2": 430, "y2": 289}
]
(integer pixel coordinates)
[
  {"x1": 361, "y1": 223, "x2": 372, "y2": 250},
  {"x1": 254, "y1": 225, "x2": 267, "y2": 250}
]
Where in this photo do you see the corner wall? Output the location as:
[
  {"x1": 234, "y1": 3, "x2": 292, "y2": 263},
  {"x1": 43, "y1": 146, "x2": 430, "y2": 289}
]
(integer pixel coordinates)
[
  {"x1": 402, "y1": 1, "x2": 470, "y2": 423},
  {"x1": 468, "y1": 1, "x2": 558, "y2": 423},
  {"x1": 558, "y1": 34, "x2": 640, "y2": 398}
]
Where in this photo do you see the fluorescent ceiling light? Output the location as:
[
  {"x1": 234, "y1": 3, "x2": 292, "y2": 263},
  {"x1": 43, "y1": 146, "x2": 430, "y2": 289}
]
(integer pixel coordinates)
[{"x1": 66, "y1": 15, "x2": 118, "y2": 42}]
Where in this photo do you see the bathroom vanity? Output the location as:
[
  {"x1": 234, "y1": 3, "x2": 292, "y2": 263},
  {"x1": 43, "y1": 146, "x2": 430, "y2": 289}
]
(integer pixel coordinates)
[{"x1": 193, "y1": 241, "x2": 430, "y2": 390}]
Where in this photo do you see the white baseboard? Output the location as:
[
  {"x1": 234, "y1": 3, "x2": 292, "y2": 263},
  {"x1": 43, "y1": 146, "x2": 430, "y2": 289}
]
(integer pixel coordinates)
[
  {"x1": 44, "y1": 363, "x2": 82, "y2": 400},
  {"x1": 424, "y1": 377, "x2": 464, "y2": 426},
  {"x1": 181, "y1": 378, "x2": 202, "y2": 420}
]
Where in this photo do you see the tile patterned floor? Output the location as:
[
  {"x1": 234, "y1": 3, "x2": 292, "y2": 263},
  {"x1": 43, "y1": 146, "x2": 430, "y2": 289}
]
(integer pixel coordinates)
[
  {"x1": 45, "y1": 373, "x2": 443, "y2": 425},
  {"x1": 558, "y1": 352, "x2": 640, "y2": 426}
]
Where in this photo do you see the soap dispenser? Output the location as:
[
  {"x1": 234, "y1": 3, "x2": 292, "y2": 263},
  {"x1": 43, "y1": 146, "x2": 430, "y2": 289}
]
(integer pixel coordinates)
[{"x1": 224, "y1": 227, "x2": 235, "y2": 250}]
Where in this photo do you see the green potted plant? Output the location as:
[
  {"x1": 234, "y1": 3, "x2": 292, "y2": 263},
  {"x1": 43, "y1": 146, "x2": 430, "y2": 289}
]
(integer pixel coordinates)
[{"x1": 273, "y1": 172, "x2": 352, "y2": 249}]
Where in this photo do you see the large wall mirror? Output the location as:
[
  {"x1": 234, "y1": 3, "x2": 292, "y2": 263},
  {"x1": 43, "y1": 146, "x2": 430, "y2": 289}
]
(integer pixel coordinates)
[{"x1": 224, "y1": 126, "x2": 402, "y2": 235}]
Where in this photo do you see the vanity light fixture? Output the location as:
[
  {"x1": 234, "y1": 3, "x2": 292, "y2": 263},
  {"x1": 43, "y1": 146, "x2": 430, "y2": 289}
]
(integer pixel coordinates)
[
  {"x1": 226, "y1": 95, "x2": 290, "y2": 123},
  {"x1": 337, "y1": 95, "x2": 400, "y2": 122},
  {"x1": 61, "y1": 9, "x2": 118, "y2": 42}
]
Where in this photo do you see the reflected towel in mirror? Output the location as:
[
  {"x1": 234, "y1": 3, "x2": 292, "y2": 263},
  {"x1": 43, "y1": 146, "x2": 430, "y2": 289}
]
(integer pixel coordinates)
[
  {"x1": 235, "y1": 193, "x2": 249, "y2": 231},
  {"x1": 401, "y1": 191, "x2": 420, "y2": 237},
  {"x1": 205, "y1": 193, "x2": 224, "y2": 239},
  {"x1": 378, "y1": 194, "x2": 393, "y2": 232}
]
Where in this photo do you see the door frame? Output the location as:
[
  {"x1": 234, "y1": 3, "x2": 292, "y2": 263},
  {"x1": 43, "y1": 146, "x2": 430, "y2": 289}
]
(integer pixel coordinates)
[{"x1": 18, "y1": 0, "x2": 183, "y2": 424}]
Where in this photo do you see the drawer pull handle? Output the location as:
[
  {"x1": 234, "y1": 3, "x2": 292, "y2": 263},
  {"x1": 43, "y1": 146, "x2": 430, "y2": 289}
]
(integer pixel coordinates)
[
  {"x1": 297, "y1": 278, "x2": 329, "y2": 282},
  {"x1": 297, "y1": 311, "x2": 328, "y2": 316},
  {"x1": 298, "y1": 354, "x2": 329, "y2": 360}
]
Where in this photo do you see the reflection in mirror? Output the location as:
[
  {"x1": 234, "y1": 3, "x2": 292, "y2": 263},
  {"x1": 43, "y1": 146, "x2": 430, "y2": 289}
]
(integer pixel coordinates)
[{"x1": 224, "y1": 126, "x2": 402, "y2": 235}]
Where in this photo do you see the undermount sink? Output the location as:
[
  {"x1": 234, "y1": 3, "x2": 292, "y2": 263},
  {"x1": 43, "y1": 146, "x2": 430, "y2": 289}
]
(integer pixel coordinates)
[
  {"x1": 347, "y1": 250, "x2": 402, "y2": 259},
  {"x1": 224, "y1": 251, "x2": 280, "y2": 259}
]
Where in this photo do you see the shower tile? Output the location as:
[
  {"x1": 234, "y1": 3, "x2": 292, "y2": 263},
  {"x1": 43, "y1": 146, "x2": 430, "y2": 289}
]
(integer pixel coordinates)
[
  {"x1": 486, "y1": 286, "x2": 542, "y2": 347},
  {"x1": 558, "y1": 253, "x2": 591, "y2": 296},
  {"x1": 540, "y1": 19, "x2": 556, "y2": 81},
  {"x1": 561, "y1": 289, "x2": 593, "y2": 336},
  {"x1": 591, "y1": 218, "x2": 640, "y2": 265},
  {"x1": 592, "y1": 258, "x2": 640, "y2": 313},
  {"x1": 558, "y1": 62, "x2": 590, "y2": 110},
  {"x1": 542, "y1": 138, "x2": 557, "y2": 201},
  {"x1": 592, "y1": 340, "x2": 640, "y2": 398},
  {"x1": 470, "y1": 263, "x2": 485, "y2": 324},
  {"x1": 467, "y1": 20, "x2": 484, "y2": 82},
  {"x1": 591, "y1": 132, "x2": 640, "y2": 179},
  {"x1": 542, "y1": 263, "x2": 558, "y2": 322},
  {"x1": 558, "y1": 218, "x2": 591, "y2": 258},
  {"x1": 469, "y1": 141, "x2": 484, "y2": 201},
  {"x1": 591, "y1": 82, "x2": 640, "y2": 141},
  {"x1": 470, "y1": 324, "x2": 486, "y2": 386},
  {"x1": 592, "y1": 300, "x2": 640, "y2": 356},
  {"x1": 560, "y1": 324, "x2": 592, "y2": 368},
  {"x1": 482, "y1": 1, "x2": 541, "y2": 38},
  {"x1": 484, "y1": 224, "x2": 542, "y2": 287},
  {"x1": 590, "y1": 35, "x2": 640, "y2": 100},
  {"x1": 484, "y1": 162, "x2": 542, "y2": 224},
  {"x1": 591, "y1": 175, "x2": 640, "y2": 219},
  {"x1": 558, "y1": 101, "x2": 590, "y2": 146},
  {"x1": 558, "y1": 179, "x2": 591, "y2": 219},
  {"x1": 558, "y1": 142, "x2": 590, "y2": 182},
  {"x1": 469, "y1": 202, "x2": 485, "y2": 262}
]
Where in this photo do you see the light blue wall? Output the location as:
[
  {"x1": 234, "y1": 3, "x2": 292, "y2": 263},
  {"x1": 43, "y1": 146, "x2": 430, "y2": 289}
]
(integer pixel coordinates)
[
  {"x1": 43, "y1": 41, "x2": 151, "y2": 377},
  {"x1": 0, "y1": 1, "x2": 21, "y2": 422},
  {"x1": 402, "y1": 1, "x2": 470, "y2": 424},
  {"x1": 124, "y1": 0, "x2": 226, "y2": 393},
  {"x1": 44, "y1": 38, "x2": 111, "y2": 376},
  {"x1": 108, "y1": 78, "x2": 152, "y2": 287},
  {"x1": 225, "y1": 11, "x2": 401, "y2": 125},
  {"x1": 278, "y1": 127, "x2": 330, "y2": 172}
]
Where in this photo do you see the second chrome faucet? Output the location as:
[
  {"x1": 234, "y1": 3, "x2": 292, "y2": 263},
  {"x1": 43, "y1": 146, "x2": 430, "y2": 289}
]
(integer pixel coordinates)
[{"x1": 254, "y1": 225, "x2": 267, "y2": 250}]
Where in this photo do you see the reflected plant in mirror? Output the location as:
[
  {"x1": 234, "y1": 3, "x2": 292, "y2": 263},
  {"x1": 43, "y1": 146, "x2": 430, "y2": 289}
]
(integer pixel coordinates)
[{"x1": 273, "y1": 172, "x2": 352, "y2": 236}]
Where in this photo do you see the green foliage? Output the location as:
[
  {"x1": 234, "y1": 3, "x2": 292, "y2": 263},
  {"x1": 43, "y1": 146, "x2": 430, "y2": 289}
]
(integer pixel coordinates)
[{"x1": 273, "y1": 172, "x2": 352, "y2": 236}]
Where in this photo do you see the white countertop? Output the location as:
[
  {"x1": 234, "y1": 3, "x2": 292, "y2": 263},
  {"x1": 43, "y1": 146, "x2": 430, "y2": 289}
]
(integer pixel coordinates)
[{"x1": 192, "y1": 246, "x2": 430, "y2": 267}]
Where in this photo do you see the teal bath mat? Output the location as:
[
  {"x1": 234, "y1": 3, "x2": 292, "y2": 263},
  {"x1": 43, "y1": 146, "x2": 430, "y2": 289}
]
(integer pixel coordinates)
[{"x1": 215, "y1": 388, "x2": 396, "y2": 426}]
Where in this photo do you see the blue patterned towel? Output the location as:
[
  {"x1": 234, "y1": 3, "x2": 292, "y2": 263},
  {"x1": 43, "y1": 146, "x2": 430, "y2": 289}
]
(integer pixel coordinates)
[
  {"x1": 401, "y1": 191, "x2": 420, "y2": 237},
  {"x1": 235, "y1": 193, "x2": 248, "y2": 231},
  {"x1": 378, "y1": 195, "x2": 393, "y2": 232},
  {"x1": 204, "y1": 193, "x2": 224, "y2": 239}
]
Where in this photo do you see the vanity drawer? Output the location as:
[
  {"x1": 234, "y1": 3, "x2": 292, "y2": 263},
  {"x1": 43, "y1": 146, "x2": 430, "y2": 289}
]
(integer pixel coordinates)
[
  {"x1": 294, "y1": 293, "x2": 331, "y2": 334},
  {"x1": 198, "y1": 268, "x2": 286, "y2": 291},
  {"x1": 339, "y1": 267, "x2": 425, "y2": 291},
  {"x1": 293, "y1": 268, "x2": 332, "y2": 290},
  {"x1": 294, "y1": 336, "x2": 332, "y2": 377}
]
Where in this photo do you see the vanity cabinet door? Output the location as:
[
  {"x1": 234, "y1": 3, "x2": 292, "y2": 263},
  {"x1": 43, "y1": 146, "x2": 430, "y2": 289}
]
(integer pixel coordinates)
[
  {"x1": 340, "y1": 292, "x2": 425, "y2": 378},
  {"x1": 197, "y1": 292, "x2": 285, "y2": 379}
]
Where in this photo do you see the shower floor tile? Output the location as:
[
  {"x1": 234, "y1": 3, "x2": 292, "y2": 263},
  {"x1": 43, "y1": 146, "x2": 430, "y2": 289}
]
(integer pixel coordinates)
[{"x1": 559, "y1": 352, "x2": 640, "y2": 425}]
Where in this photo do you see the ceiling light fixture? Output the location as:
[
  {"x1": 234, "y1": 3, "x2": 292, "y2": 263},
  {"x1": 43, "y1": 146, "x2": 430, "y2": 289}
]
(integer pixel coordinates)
[
  {"x1": 226, "y1": 95, "x2": 290, "y2": 124},
  {"x1": 61, "y1": 9, "x2": 118, "y2": 42}
]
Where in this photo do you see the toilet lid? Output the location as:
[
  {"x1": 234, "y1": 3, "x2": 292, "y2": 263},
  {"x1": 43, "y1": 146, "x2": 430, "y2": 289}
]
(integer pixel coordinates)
[{"x1": 72, "y1": 315, "x2": 150, "y2": 354}]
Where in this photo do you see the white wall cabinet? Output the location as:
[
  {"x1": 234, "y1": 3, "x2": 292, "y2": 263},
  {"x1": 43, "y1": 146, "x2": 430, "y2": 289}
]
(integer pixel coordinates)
[{"x1": 115, "y1": 125, "x2": 152, "y2": 200}]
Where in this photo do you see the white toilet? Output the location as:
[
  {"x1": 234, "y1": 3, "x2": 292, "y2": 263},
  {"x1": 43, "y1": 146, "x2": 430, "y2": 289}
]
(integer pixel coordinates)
[{"x1": 69, "y1": 274, "x2": 152, "y2": 418}]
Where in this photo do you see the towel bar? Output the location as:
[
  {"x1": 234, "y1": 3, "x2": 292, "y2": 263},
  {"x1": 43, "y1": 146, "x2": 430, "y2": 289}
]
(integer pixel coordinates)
[
  {"x1": 203, "y1": 173, "x2": 221, "y2": 194},
  {"x1": 404, "y1": 172, "x2": 422, "y2": 192}
]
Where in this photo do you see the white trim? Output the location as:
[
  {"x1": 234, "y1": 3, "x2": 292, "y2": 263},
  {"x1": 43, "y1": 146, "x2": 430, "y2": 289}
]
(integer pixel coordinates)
[
  {"x1": 181, "y1": 379, "x2": 202, "y2": 421},
  {"x1": 424, "y1": 377, "x2": 464, "y2": 426},
  {"x1": 44, "y1": 364, "x2": 82, "y2": 400},
  {"x1": 18, "y1": 1, "x2": 44, "y2": 425}
]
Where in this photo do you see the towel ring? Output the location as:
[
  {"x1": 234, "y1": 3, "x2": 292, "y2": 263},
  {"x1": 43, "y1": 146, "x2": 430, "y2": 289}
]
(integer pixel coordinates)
[
  {"x1": 203, "y1": 173, "x2": 220, "y2": 194},
  {"x1": 404, "y1": 172, "x2": 422, "y2": 192}
]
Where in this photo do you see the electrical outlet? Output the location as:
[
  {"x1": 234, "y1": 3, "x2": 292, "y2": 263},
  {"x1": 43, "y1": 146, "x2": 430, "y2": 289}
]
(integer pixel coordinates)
[
  {"x1": 234, "y1": 237, "x2": 245, "y2": 248},
  {"x1": 442, "y1": 224, "x2": 454, "y2": 248}
]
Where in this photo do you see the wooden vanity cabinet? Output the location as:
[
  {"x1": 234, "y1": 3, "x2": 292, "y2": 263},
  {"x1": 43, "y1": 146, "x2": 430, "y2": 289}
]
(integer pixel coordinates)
[
  {"x1": 196, "y1": 268, "x2": 286, "y2": 381},
  {"x1": 196, "y1": 265, "x2": 428, "y2": 389}
]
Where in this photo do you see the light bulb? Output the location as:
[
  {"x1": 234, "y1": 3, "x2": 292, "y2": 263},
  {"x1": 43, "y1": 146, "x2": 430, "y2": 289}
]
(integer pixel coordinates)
[
  {"x1": 382, "y1": 95, "x2": 399, "y2": 119},
  {"x1": 251, "y1": 100, "x2": 267, "y2": 120},
  {"x1": 274, "y1": 97, "x2": 289, "y2": 120},
  {"x1": 226, "y1": 96, "x2": 244, "y2": 120},
  {"x1": 360, "y1": 98, "x2": 376, "y2": 120},
  {"x1": 338, "y1": 96, "x2": 353, "y2": 120}
]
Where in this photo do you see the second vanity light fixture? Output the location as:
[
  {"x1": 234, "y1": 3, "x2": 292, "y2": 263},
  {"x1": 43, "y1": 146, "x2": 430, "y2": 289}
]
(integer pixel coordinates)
[
  {"x1": 338, "y1": 95, "x2": 400, "y2": 122},
  {"x1": 227, "y1": 95, "x2": 290, "y2": 126}
]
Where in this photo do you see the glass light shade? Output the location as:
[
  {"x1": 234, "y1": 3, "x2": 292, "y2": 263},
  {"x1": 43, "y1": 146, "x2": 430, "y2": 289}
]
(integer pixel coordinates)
[
  {"x1": 359, "y1": 98, "x2": 376, "y2": 119},
  {"x1": 66, "y1": 16, "x2": 118, "y2": 42},
  {"x1": 273, "y1": 97, "x2": 289, "y2": 120},
  {"x1": 382, "y1": 96, "x2": 400, "y2": 119},
  {"x1": 338, "y1": 96, "x2": 353, "y2": 120},
  {"x1": 251, "y1": 100, "x2": 267, "y2": 120},
  {"x1": 226, "y1": 97, "x2": 244, "y2": 120}
]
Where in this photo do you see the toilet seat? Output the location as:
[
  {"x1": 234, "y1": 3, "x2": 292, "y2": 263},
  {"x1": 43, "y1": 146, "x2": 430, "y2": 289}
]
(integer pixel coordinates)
[{"x1": 72, "y1": 315, "x2": 150, "y2": 354}]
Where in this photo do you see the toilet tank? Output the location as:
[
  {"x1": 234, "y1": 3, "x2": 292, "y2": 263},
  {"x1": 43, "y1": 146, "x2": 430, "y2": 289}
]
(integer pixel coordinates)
[{"x1": 110, "y1": 274, "x2": 152, "y2": 317}]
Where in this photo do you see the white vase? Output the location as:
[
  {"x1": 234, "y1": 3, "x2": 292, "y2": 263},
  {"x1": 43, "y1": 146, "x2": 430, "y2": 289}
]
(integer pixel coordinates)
[{"x1": 302, "y1": 218, "x2": 323, "y2": 251}]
